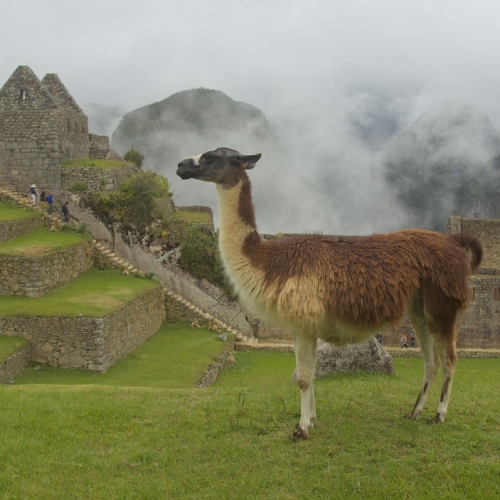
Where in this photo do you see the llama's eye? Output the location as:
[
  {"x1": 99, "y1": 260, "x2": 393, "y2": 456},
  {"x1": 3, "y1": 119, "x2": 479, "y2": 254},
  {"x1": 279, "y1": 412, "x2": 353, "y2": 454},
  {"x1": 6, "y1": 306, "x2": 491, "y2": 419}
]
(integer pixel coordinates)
[{"x1": 202, "y1": 154, "x2": 213, "y2": 162}]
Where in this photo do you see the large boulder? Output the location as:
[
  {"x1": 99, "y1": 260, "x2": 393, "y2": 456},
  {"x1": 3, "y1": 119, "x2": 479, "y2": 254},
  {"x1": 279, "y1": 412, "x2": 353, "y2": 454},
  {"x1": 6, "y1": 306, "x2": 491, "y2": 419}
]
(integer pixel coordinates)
[
  {"x1": 291, "y1": 337, "x2": 395, "y2": 381},
  {"x1": 315, "y1": 338, "x2": 395, "y2": 376}
]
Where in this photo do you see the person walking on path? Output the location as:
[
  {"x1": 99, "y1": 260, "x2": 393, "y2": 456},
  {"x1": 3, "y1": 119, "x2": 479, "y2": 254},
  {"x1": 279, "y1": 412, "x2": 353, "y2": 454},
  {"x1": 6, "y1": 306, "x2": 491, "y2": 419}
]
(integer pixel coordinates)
[
  {"x1": 62, "y1": 201, "x2": 70, "y2": 223},
  {"x1": 46, "y1": 192, "x2": 54, "y2": 214},
  {"x1": 40, "y1": 191, "x2": 47, "y2": 211},
  {"x1": 29, "y1": 184, "x2": 36, "y2": 205}
]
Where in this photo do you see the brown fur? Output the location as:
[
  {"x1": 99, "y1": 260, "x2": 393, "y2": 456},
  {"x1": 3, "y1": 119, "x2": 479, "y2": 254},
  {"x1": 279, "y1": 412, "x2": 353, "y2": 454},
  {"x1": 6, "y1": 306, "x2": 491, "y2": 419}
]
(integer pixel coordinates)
[{"x1": 238, "y1": 173, "x2": 480, "y2": 335}]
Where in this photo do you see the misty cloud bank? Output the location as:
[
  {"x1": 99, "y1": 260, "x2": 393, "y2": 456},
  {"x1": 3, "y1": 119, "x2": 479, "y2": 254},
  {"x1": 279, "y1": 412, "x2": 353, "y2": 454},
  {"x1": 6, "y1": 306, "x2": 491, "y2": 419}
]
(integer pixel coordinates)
[{"x1": 108, "y1": 87, "x2": 500, "y2": 236}]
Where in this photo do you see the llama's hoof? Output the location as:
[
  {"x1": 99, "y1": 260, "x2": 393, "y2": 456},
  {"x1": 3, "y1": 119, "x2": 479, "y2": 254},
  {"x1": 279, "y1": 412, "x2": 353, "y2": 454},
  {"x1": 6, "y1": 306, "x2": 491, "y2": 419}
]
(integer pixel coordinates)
[
  {"x1": 291, "y1": 423, "x2": 309, "y2": 441},
  {"x1": 427, "y1": 414, "x2": 443, "y2": 425},
  {"x1": 404, "y1": 413, "x2": 417, "y2": 420}
]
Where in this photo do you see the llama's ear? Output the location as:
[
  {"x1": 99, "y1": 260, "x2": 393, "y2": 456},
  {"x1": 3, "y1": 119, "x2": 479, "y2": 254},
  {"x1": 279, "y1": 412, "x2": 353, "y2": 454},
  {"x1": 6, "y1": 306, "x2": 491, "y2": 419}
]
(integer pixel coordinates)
[{"x1": 237, "y1": 153, "x2": 262, "y2": 170}]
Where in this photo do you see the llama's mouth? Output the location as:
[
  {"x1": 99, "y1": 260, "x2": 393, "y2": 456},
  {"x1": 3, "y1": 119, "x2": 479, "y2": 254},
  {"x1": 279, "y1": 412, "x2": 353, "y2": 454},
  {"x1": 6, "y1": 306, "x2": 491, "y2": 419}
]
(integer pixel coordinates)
[{"x1": 176, "y1": 159, "x2": 200, "y2": 180}]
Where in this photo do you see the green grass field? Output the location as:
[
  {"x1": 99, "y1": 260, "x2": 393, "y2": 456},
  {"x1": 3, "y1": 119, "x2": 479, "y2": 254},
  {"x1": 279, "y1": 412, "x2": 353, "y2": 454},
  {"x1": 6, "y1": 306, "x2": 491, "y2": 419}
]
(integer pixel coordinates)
[
  {"x1": 175, "y1": 210, "x2": 213, "y2": 224},
  {"x1": 0, "y1": 330, "x2": 499, "y2": 499},
  {"x1": 0, "y1": 225, "x2": 86, "y2": 257},
  {"x1": 0, "y1": 201, "x2": 41, "y2": 221},
  {"x1": 0, "y1": 268, "x2": 158, "y2": 317}
]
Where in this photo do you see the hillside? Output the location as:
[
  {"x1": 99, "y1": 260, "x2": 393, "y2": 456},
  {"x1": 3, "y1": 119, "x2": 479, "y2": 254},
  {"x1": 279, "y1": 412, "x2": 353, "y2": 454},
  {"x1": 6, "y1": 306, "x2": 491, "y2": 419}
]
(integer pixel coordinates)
[
  {"x1": 111, "y1": 88, "x2": 279, "y2": 170},
  {"x1": 384, "y1": 101, "x2": 500, "y2": 230}
]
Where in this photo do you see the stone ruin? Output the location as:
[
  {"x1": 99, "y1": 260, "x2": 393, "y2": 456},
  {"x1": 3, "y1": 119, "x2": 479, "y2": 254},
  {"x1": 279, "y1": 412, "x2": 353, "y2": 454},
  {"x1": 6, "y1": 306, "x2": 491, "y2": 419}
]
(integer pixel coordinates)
[{"x1": 0, "y1": 65, "x2": 121, "y2": 195}]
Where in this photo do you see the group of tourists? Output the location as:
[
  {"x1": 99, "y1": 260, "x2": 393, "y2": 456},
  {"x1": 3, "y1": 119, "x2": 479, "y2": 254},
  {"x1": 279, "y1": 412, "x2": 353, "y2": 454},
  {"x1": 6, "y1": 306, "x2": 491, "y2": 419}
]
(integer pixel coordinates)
[
  {"x1": 400, "y1": 329, "x2": 417, "y2": 348},
  {"x1": 28, "y1": 184, "x2": 70, "y2": 222}
]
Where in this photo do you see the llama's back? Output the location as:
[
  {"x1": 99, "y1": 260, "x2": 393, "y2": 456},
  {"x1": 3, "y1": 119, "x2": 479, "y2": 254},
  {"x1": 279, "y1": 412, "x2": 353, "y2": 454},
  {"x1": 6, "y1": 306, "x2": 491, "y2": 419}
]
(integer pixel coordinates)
[{"x1": 250, "y1": 229, "x2": 481, "y2": 330}]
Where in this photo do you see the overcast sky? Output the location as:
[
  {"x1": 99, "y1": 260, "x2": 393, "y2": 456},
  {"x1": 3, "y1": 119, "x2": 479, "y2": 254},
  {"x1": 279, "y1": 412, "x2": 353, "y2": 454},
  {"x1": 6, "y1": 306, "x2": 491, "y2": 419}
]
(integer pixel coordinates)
[{"x1": 3, "y1": 0, "x2": 500, "y2": 233}]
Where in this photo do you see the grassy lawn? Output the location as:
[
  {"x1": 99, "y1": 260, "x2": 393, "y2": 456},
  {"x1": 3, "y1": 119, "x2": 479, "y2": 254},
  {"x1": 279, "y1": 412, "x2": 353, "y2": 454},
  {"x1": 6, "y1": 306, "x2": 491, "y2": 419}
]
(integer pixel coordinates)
[
  {"x1": 175, "y1": 210, "x2": 213, "y2": 224},
  {"x1": 0, "y1": 201, "x2": 41, "y2": 221},
  {"x1": 0, "y1": 225, "x2": 86, "y2": 257},
  {"x1": 0, "y1": 336, "x2": 28, "y2": 360},
  {"x1": 0, "y1": 268, "x2": 158, "y2": 317},
  {"x1": 62, "y1": 159, "x2": 128, "y2": 169},
  {"x1": 0, "y1": 345, "x2": 498, "y2": 498},
  {"x1": 15, "y1": 322, "x2": 225, "y2": 389}
]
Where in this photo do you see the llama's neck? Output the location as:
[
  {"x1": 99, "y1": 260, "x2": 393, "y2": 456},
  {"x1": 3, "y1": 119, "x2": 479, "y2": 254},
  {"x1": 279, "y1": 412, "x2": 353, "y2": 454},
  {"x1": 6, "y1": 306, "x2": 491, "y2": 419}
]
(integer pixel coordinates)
[{"x1": 216, "y1": 176, "x2": 261, "y2": 287}]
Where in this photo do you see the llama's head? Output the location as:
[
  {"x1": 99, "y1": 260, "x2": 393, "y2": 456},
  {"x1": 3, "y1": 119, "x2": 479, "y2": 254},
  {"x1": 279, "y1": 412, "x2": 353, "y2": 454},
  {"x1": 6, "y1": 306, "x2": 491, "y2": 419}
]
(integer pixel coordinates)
[{"x1": 177, "y1": 147, "x2": 261, "y2": 187}]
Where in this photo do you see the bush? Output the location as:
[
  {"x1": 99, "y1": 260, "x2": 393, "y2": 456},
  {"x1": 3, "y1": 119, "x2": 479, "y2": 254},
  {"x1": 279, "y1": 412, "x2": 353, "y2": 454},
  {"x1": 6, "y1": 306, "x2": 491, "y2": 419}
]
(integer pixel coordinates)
[
  {"x1": 119, "y1": 171, "x2": 172, "y2": 229},
  {"x1": 70, "y1": 182, "x2": 88, "y2": 193},
  {"x1": 85, "y1": 170, "x2": 172, "y2": 231},
  {"x1": 179, "y1": 226, "x2": 235, "y2": 298},
  {"x1": 124, "y1": 149, "x2": 145, "y2": 168}
]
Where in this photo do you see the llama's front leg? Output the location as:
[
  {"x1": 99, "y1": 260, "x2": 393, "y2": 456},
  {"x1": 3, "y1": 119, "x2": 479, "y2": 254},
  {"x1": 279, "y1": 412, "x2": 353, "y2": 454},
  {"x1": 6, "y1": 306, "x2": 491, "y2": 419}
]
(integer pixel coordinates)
[{"x1": 292, "y1": 333, "x2": 317, "y2": 440}]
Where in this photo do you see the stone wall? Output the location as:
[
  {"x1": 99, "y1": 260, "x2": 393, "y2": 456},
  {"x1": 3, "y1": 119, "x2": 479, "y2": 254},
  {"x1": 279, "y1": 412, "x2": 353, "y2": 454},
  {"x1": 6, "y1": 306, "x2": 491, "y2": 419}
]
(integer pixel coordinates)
[
  {"x1": 0, "y1": 344, "x2": 31, "y2": 384},
  {"x1": 197, "y1": 338, "x2": 235, "y2": 388},
  {"x1": 61, "y1": 164, "x2": 133, "y2": 192},
  {"x1": 165, "y1": 294, "x2": 209, "y2": 324},
  {"x1": 0, "y1": 286, "x2": 165, "y2": 371},
  {"x1": 0, "y1": 213, "x2": 42, "y2": 243},
  {"x1": 89, "y1": 134, "x2": 110, "y2": 159},
  {"x1": 0, "y1": 240, "x2": 93, "y2": 297},
  {"x1": 448, "y1": 216, "x2": 500, "y2": 268},
  {"x1": 460, "y1": 274, "x2": 500, "y2": 348},
  {"x1": 61, "y1": 165, "x2": 133, "y2": 191},
  {"x1": 0, "y1": 67, "x2": 90, "y2": 192}
]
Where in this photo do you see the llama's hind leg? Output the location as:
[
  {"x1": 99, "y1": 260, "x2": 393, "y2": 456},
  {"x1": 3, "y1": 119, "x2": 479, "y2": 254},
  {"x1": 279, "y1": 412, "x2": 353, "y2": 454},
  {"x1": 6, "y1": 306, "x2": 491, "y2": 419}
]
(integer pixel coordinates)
[
  {"x1": 292, "y1": 333, "x2": 317, "y2": 440},
  {"x1": 407, "y1": 295, "x2": 440, "y2": 420},
  {"x1": 428, "y1": 332, "x2": 457, "y2": 424}
]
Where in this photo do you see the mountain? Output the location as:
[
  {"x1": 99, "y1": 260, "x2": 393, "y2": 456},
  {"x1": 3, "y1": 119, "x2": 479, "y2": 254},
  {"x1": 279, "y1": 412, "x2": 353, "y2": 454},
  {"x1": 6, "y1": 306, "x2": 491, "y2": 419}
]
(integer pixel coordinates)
[
  {"x1": 111, "y1": 88, "x2": 279, "y2": 172},
  {"x1": 384, "y1": 101, "x2": 500, "y2": 230}
]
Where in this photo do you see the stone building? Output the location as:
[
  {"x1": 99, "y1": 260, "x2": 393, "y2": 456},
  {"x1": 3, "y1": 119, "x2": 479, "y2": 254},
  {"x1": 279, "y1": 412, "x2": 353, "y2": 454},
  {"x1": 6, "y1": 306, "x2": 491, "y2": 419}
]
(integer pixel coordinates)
[{"x1": 0, "y1": 66, "x2": 114, "y2": 194}]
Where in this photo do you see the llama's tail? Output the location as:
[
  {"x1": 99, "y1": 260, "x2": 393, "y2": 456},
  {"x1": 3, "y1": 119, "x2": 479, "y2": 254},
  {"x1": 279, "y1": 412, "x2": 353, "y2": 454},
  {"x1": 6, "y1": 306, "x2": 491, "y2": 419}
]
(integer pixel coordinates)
[{"x1": 447, "y1": 233, "x2": 483, "y2": 273}]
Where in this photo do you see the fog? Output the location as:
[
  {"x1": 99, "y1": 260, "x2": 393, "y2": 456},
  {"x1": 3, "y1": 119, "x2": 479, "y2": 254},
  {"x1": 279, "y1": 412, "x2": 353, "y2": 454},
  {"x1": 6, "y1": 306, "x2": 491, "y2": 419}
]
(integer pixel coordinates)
[{"x1": 3, "y1": 0, "x2": 500, "y2": 234}]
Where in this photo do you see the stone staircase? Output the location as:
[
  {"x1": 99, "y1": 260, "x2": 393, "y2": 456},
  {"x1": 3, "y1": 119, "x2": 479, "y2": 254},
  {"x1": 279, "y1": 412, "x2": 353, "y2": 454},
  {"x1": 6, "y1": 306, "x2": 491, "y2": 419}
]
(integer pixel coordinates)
[{"x1": 0, "y1": 185, "x2": 61, "y2": 228}]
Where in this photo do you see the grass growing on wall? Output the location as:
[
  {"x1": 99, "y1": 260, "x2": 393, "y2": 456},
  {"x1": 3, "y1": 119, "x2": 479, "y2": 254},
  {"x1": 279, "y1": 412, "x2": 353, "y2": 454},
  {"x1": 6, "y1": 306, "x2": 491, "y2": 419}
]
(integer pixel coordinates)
[
  {"x1": 0, "y1": 226, "x2": 86, "y2": 257},
  {"x1": 0, "y1": 202, "x2": 41, "y2": 221},
  {"x1": 0, "y1": 336, "x2": 28, "y2": 361},
  {"x1": 62, "y1": 158, "x2": 128, "y2": 169},
  {"x1": 0, "y1": 268, "x2": 158, "y2": 317}
]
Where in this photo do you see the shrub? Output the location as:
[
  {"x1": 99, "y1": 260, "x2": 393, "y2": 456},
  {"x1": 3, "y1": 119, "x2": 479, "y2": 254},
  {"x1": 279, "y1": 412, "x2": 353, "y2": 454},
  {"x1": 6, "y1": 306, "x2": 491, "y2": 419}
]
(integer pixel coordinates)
[
  {"x1": 124, "y1": 149, "x2": 145, "y2": 168},
  {"x1": 119, "y1": 171, "x2": 172, "y2": 229},
  {"x1": 84, "y1": 170, "x2": 173, "y2": 232},
  {"x1": 179, "y1": 226, "x2": 235, "y2": 298},
  {"x1": 70, "y1": 182, "x2": 88, "y2": 193}
]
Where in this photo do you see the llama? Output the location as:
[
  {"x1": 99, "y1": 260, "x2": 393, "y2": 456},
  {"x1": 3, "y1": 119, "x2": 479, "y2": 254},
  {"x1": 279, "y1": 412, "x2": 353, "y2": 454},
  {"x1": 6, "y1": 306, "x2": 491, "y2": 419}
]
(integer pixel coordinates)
[{"x1": 177, "y1": 147, "x2": 483, "y2": 439}]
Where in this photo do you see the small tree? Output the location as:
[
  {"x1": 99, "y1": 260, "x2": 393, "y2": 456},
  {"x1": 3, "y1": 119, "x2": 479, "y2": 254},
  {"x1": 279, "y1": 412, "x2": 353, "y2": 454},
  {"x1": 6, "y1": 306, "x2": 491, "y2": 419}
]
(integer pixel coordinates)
[
  {"x1": 119, "y1": 170, "x2": 172, "y2": 229},
  {"x1": 124, "y1": 149, "x2": 145, "y2": 168}
]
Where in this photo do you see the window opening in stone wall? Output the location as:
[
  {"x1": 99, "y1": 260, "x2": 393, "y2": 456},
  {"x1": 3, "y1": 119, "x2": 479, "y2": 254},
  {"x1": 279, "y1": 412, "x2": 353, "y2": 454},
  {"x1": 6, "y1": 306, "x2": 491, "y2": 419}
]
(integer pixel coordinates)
[
  {"x1": 67, "y1": 119, "x2": 71, "y2": 133},
  {"x1": 20, "y1": 90, "x2": 26, "y2": 100},
  {"x1": 494, "y1": 288, "x2": 500, "y2": 302}
]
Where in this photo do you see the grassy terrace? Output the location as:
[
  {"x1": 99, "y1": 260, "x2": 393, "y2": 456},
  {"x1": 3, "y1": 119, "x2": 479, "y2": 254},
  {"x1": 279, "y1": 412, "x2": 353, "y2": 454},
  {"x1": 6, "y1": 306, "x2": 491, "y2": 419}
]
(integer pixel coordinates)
[
  {"x1": 0, "y1": 225, "x2": 87, "y2": 257},
  {"x1": 175, "y1": 210, "x2": 213, "y2": 225},
  {"x1": 0, "y1": 336, "x2": 28, "y2": 360},
  {"x1": 62, "y1": 158, "x2": 128, "y2": 169},
  {"x1": 0, "y1": 268, "x2": 158, "y2": 317},
  {"x1": 0, "y1": 201, "x2": 41, "y2": 221},
  {"x1": 14, "y1": 322, "x2": 224, "y2": 389}
]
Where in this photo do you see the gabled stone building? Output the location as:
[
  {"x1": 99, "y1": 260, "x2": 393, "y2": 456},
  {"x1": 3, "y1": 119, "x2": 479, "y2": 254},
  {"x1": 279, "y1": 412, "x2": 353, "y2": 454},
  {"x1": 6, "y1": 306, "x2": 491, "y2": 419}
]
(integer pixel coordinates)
[{"x1": 0, "y1": 66, "x2": 114, "y2": 194}]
